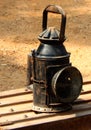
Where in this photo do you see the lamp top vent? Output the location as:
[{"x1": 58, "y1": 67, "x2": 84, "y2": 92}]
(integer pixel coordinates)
[{"x1": 38, "y1": 27, "x2": 60, "y2": 43}]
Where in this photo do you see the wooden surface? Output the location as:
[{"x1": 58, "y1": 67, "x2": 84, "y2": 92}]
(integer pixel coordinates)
[{"x1": 0, "y1": 82, "x2": 91, "y2": 130}]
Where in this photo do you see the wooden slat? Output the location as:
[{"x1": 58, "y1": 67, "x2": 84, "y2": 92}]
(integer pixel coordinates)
[
  {"x1": 81, "y1": 82, "x2": 91, "y2": 94},
  {"x1": 0, "y1": 83, "x2": 91, "y2": 130},
  {"x1": 0, "y1": 88, "x2": 32, "y2": 98},
  {"x1": 0, "y1": 103, "x2": 33, "y2": 117},
  {"x1": 2, "y1": 109, "x2": 91, "y2": 130},
  {"x1": 0, "y1": 92, "x2": 33, "y2": 107}
]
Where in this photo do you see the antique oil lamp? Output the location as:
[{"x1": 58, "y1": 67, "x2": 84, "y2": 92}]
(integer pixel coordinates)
[{"x1": 27, "y1": 5, "x2": 83, "y2": 112}]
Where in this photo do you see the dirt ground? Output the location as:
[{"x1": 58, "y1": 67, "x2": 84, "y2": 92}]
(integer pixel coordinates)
[{"x1": 0, "y1": 0, "x2": 91, "y2": 91}]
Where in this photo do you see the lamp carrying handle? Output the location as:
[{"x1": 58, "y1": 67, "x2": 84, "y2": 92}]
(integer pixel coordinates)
[{"x1": 42, "y1": 5, "x2": 66, "y2": 42}]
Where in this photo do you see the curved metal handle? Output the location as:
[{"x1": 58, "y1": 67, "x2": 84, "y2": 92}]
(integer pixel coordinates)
[{"x1": 42, "y1": 5, "x2": 66, "y2": 42}]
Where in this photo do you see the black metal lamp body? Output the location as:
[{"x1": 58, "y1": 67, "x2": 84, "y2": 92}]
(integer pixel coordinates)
[{"x1": 27, "y1": 5, "x2": 83, "y2": 112}]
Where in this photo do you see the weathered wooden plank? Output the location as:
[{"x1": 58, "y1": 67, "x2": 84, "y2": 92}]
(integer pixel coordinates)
[
  {"x1": 0, "y1": 88, "x2": 32, "y2": 98},
  {"x1": 82, "y1": 83, "x2": 91, "y2": 94},
  {"x1": 0, "y1": 83, "x2": 91, "y2": 130},
  {"x1": 0, "y1": 93, "x2": 33, "y2": 107},
  {"x1": 0, "y1": 103, "x2": 33, "y2": 117},
  {"x1": 1, "y1": 109, "x2": 91, "y2": 130},
  {"x1": 1, "y1": 102, "x2": 91, "y2": 125}
]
